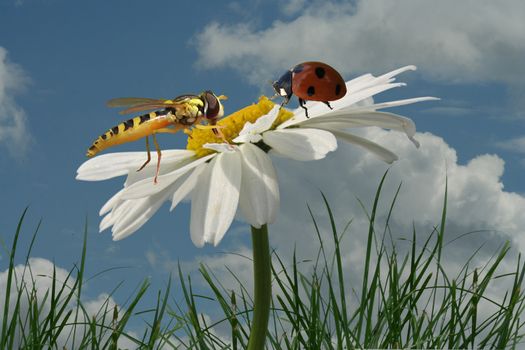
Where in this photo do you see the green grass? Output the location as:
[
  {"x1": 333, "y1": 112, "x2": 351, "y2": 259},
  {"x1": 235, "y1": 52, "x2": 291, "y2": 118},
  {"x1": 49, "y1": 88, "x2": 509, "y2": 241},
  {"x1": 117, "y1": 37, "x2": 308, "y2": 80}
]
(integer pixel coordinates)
[{"x1": 1, "y1": 177, "x2": 524, "y2": 349}]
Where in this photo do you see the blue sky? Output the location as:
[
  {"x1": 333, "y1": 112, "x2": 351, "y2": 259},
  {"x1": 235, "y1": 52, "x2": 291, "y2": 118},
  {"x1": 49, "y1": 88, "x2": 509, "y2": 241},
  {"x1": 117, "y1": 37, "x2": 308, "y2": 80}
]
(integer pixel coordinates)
[{"x1": 1, "y1": 0, "x2": 525, "y2": 342}]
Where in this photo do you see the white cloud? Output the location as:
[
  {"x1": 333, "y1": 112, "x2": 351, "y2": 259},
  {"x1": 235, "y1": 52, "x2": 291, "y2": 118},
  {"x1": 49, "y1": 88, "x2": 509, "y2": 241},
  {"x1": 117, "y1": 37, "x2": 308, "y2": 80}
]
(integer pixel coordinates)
[
  {"x1": 160, "y1": 127, "x2": 524, "y2": 320},
  {"x1": 194, "y1": 0, "x2": 525, "y2": 87},
  {"x1": 188, "y1": 246, "x2": 255, "y2": 291},
  {"x1": 269, "y1": 128, "x2": 525, "y2": 255},
  {"x1": 496, "y1": 136, "x2": 525, "y2": 154},
  {"x1": 0, "y1": 47, "x2": 30, "y2": 155},
  {"x1": 280, "y1": 0, "x2": 307, "y2": 16},
  {"x1": 0, "y1": 258, "x2": 137, "y2": 349},
  {"x1": 422, "y1": 106, "x2": 472, "y2": 117}
]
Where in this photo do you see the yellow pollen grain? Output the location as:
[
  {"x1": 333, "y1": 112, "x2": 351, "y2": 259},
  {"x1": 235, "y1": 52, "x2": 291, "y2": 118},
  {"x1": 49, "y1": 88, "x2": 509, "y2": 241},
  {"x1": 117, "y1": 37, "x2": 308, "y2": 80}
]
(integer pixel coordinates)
[{"x1": 186, "y1": 96, "x2": 294, "y2": 158}]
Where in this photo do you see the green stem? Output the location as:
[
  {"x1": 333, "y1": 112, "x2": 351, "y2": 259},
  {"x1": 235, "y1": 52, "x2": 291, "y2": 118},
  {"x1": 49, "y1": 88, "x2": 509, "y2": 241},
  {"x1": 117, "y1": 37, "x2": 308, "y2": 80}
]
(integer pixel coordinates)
[{"x1": 247, "y1": 224, "x2": 271, "y2": 350}]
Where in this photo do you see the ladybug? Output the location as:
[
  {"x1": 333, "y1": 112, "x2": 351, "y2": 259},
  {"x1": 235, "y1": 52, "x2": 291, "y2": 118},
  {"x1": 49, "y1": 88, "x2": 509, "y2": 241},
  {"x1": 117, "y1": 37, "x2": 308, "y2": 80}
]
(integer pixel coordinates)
[{"x1": 272, "y1": 61, "x2": 347, "y2": 117}]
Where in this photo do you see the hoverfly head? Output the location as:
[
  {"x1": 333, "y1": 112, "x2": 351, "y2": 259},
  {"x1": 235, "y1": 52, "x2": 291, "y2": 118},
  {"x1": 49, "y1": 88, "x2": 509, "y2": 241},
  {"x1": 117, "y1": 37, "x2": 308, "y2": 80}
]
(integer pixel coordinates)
[{"x1": 202, "y1": 91, "x2": 227, "y2": 120}]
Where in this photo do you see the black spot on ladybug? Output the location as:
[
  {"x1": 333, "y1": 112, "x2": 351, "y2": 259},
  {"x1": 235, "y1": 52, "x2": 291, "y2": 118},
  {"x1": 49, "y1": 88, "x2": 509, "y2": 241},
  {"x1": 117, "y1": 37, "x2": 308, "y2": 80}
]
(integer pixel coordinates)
[
  {"x1": 315, "y1": 67, "x2": 325, "y2": 79},
  {"x1": 335, "y1": 84, "x2": 342, "y2": 96},
  {"x1": 307, "y1": 86, "x2": 315, "y2": 96}
]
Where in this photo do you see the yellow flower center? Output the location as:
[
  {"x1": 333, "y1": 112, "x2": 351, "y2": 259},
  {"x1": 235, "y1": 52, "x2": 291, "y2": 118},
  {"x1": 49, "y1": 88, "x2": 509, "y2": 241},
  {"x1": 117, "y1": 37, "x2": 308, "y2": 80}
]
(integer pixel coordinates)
[{"x1": 186, "y1": 96, "x2": 294, "y2": 157}]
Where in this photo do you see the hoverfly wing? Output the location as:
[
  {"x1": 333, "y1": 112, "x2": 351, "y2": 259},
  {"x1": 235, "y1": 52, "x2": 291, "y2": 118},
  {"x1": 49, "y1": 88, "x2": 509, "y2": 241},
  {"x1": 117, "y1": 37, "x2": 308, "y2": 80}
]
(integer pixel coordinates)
[
  {"x1": 171, "y1": 94, "x2": 200, "y2": 103},
  {"x1": 106, "y1": 97, "x2": 166, "y2": 108},
  {"x1": 107, "y1": 97, "x2": 176, "y2": 115},
  {"x1": 107, "y1": 94, "x2": 202, "y2": 115},
  {"x1": 117, "y1": 103, "x2": 175, "y2": 115},
  {"x1": 117, "y1": 97, "x2": 200, "y2": 115}
]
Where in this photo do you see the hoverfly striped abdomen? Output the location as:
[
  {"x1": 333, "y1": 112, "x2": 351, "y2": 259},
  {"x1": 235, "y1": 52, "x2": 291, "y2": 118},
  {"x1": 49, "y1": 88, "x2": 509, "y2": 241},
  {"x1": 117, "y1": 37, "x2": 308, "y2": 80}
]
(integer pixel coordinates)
[{"x1": 86, "y1": 110, "x2": 170, "y2": 157}]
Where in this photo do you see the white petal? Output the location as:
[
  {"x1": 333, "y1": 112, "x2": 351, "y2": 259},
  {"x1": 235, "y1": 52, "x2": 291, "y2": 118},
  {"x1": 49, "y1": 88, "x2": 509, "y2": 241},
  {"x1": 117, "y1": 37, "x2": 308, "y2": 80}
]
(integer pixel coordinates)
[
  {"x1": 77, "y1": 152, "x2": 146, "y2": 181},
  {"x1": 375, "y1": 65, "x2": 417, "y2": 84},
  {"x1": 204, "y1": 143, "x2": 238, "y2": 153},
  {"x1": 233, "y1": 132, "x2": 262, "y2": 144},
  {"x1": 344, "y1": 66, "x2": 416, "y2": 95},
  {"x1": 76, "y1": 150, "x2": 194, "y2": 181},
  {"x1": 238, "y1": 143, "x2": 279, "y2": 228},
  {"x1": 296, "y1": 111, "x2": 419, "y2": 147},
  {"x1": 190, "y1": 162, "x2": 216, "y2": 247},
  {"x1": 343, "y1": 67, "x2": 416, "y2": 96},
  {"x1": 99, "y1": 199, "x2": 135, "y2": 232},
  {"x1": 328, "y1": 83, "x2": 408, "y2": 112},
  {"x1": 100, "y1": 212, "x2": 115, "y2": 232},
  {"x1": 233, "y1": 105, "x2": 280, "y2": 143},
  {"x1": 348, "y1": 97, "x2": 440, "y2": 112},
  {"x1": 123, "y1": 151, "x2": 196, "y2": 187},
  {"x1": 99, "y1": 188, "x2": 125, "y2": 216},
  {"x1": 112, "y1": 188, "x2": 173, "y2": 240},
  {"x1": 263, "y1": 129, "x2": 337, "y2": 161},
  {"x1": 344, "y1": 73, "x2": 375, "y2": 93},
  {"x1": 190, "y1": 152, "x2": 242, "y2": 247},
  {"x1": 299, "y1": 110, "x2": 413, "y2": 131},
  {"x1": 337, "y1": 66, "x2": 417, "y2": 100},
  {"x1": 317, "y1": 127, "x2": 398, "y2": 163},
  {"x1": 170, "y1": 164, "x2": 205, "y2": 211},
  {"x1": 121, "y1": 154, "x2": 215, "y2": 199}
]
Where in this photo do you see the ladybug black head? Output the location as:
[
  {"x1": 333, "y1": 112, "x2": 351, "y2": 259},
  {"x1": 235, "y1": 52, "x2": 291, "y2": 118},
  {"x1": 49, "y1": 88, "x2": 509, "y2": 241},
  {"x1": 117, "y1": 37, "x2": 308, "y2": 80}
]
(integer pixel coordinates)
[{"x1": 272, "y1": 70, "x2": 293, "y2": 104}]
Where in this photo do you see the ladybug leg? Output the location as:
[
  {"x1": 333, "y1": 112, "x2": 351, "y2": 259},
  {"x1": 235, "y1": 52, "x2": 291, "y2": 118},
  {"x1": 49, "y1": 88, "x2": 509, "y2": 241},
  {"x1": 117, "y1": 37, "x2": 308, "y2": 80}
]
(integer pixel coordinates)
[
  {"x1": 279, "y1": 95, "x2": 290, "y2": 107},
  {"x1": 299, "y1": 98, "x2": 309, "y2": 118},
  {"x1": 324, "y1": 101, "x2": 333, "y2": 110},
  {"x1": 278, "y1": 98, "x2": 288, "y2": 113}
]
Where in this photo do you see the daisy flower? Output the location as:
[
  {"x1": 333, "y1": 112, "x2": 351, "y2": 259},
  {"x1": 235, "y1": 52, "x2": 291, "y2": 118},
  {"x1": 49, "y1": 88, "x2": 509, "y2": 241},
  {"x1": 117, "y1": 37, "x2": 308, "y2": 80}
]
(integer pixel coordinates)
[{"x1": 76, "y1": 65, "x2": 437, "y2": 247}]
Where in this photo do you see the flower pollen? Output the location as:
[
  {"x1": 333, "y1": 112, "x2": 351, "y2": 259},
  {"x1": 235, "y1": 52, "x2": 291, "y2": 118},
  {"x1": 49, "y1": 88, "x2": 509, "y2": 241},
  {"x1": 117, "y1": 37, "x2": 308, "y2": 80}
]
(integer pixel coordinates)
[{"x1": 186, "y1": 96, "x2": 294, "y2": 157}]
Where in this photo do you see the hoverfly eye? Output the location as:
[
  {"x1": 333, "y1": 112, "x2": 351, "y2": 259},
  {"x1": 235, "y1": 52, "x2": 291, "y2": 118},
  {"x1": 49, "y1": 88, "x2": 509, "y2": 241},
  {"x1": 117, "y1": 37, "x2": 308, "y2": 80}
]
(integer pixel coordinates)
[{"x1": 204, "y1": 91, "x2": 220, "y2": 119}]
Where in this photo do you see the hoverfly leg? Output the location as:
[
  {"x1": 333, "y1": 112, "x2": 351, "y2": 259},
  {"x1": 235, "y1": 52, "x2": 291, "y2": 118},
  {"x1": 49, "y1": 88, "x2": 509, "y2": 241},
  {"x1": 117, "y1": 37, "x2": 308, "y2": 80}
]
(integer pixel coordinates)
[
  {"x1": 183, "y1": 128, "x2": 193, "y2": 139},
  {"x1": 204, "y1": 120, "x2": 229, "y2": 144},
  {"x1": 299, "y1": 98, "x2": 309, "y2": 118},
  {"x1": 155, "y1": 126, "x2": 183, "y2": 134},
  {"x1": 212, "y1": 126, "x2": 229, "y2": 144},
  {"x1": 152, "y1": 134, "x2": 162, "y2": 184},
  {"x1": 137, "y1": 136, "x2": 151, "y2": 172}
]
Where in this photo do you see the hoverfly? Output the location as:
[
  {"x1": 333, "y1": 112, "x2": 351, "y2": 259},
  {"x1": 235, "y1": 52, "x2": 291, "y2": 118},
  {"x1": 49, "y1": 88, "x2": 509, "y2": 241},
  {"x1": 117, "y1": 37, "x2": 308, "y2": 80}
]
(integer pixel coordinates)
[{"x1": 86, "y1": 91, "x2": 227, "y2": 183}]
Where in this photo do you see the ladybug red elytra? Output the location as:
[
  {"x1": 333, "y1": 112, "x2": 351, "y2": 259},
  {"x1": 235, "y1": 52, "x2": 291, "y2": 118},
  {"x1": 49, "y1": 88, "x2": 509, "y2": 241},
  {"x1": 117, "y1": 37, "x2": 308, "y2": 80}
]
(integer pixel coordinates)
[{"x1": 272, "y1": 61, "x2": 347, "y2": 117}]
